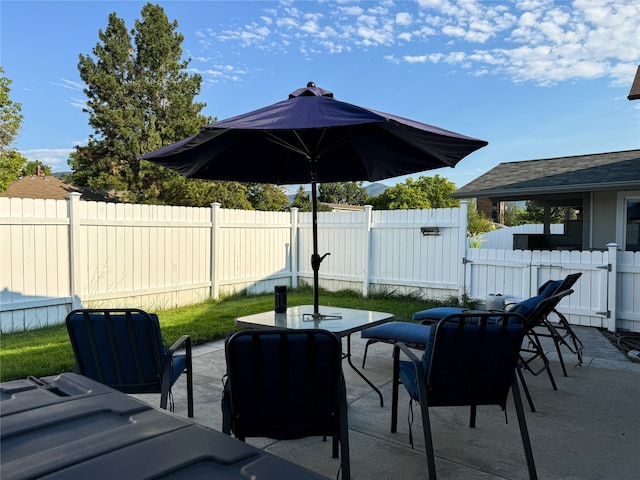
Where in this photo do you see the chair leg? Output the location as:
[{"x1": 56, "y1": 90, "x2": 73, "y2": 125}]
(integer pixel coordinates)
[
  {"x1": 339, "y1": 377, "x2": 351, "y2": 480},
  {"x1": 416, "y1": 382, "x2": 437, "y2": 479},
  {"x1": 469, "y1": 405, "x2": 477, "y2": 428},
  {"x1": 362, "y1": 339, "x2": 374, "y2": 368},
  {"x1": 522, "y1": 332, "x2": 558, "y2": 391},
  {"x1": 511, "y1": 377, "x2": 538, "y2": 480},
  {"x1": 517, "y1": 362, "x2": 536, "y2": 412},
  {"x1": 391, "y1": 345, "x2": 400, "y2": 433},
  {"x1": 186, "y1": 353, "x2": 194, "y2": 418}
]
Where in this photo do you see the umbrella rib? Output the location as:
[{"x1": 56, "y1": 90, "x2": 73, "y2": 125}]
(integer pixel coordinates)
[{"x1": 264, "y1": 131, "x2": 312, "y2": 159}]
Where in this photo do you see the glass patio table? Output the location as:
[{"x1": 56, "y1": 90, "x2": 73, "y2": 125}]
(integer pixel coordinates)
[{"x1": 235, "y1": 305, "x2": 395, "y2": 407}]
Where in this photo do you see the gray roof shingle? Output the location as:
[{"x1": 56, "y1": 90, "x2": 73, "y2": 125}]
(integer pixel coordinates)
[{"x1": 452, "y1": 150, "x2": 640, "y2": 199}]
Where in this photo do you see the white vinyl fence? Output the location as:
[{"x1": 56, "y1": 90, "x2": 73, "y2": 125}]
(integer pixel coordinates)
[{"x1": 2, "y1": 195, "x2": 639, "y2": 333}]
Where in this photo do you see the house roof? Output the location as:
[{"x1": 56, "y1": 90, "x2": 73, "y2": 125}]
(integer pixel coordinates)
[
  {"x1": 0, "y1": 175, "x2": 114, "y2": 201},
  {"x1": 451, "y1": 150, "x2": 640, "y2": 200},
  {"x1": 628, "y1": 65, "x2": 640, "y2": 100}
]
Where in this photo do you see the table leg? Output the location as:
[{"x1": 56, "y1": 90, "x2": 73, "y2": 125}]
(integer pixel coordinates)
[{"x1": 345, "y1": 334, "x2": 384, "y2": 407}]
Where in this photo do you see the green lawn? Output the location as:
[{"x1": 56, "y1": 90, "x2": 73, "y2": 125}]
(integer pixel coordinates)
[{"x1": 0, "y1": 287, "x2": 468, "y2": 382}]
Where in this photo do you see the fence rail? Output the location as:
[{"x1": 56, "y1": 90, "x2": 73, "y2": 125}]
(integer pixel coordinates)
[{"x1": 2, "y1": 195, "x2": 638, "y2": 333}]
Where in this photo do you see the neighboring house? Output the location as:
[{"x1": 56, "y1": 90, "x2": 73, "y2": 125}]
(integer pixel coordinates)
[
  {"x1": 0, "y1": 174, "x2": 116, "y2": 202},
  {"x1": 452, "y1": 150, "x2": 640, "y2": 252}
]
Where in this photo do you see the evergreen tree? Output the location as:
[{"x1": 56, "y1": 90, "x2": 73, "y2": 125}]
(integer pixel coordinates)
[
  {"x1": 69, "y1": 3, "x2": 209, "y2": 203},
  {"x1": 291, "y1": 185, "x2": 311, "y2": 211}
]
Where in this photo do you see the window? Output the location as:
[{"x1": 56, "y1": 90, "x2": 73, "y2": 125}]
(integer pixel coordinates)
[
  {"x1": 618, "y1": 192, "x2": 640, "y2": 252},
  {"x1": 625, "y1": 198, "x2": 640, "y2": 252}
]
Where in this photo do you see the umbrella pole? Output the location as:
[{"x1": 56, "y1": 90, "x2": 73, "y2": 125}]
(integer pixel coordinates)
[{"x1": 310, "y1": 178, "x2": 322, "y2": 317}]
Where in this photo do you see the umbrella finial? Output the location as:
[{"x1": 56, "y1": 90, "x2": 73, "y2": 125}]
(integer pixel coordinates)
[{"x1": 289, "y1": 82, "x2": 334, "y2": 99}]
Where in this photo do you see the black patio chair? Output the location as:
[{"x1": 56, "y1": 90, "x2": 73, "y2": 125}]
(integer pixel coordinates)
[
  {"x1": 361, "y1": 273, "x2": 583, "y2": 377},
  {"x1": 65, "y1": 308, "x2": 193, "y2": 417},
  {"x1": 222, "y1": 329, "x2": 350, "y2": 480},
  {"x1": 391, "y1": 311, "x2": 537, "y2": 480},
  {"x1": 532, "y1": 273, "x2": 584, "y2": 375}
]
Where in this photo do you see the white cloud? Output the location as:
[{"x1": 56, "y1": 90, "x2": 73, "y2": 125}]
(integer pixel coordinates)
[
  {"x1": 20, "y1": 148, "x2": 74, "y2": 171},
  {"x1": 205, "y1": 0, "x2": 639, "y2": 87},
  {"x1": 53, "y1": 79, "x2": 83, "y2": 91},
  {"x1": 396, "y1": 12, "x2": 413, "y2": 26}
]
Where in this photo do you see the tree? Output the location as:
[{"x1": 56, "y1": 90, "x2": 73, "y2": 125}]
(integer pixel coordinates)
[
  {"x1": 69, "y1": 3, "x2": 209, "y2": 204},
  {"x1": 318, "y1": 182, "x2": 368, "y2": 205},
  {"x1": 502, "y1": 205, "x2": 527, "y2": 226},
  {"x1": 0, "y1": 149, "x2": 27, "y2": 191},
  {"x1": 371, "y1": 174, "x2": 459, "y2": 210},
  {"x1": 247, "y1": 183, "x2": 289, "y2": 211},
  {"x1": 0, "y1": 66, "x2": 26, "y2": 191},
  {"x1": 290, "y1": 185, "x2": 311, "y2": 211},
  {"x1": 22, "y1": 160, "x2": 52, "y2": 177},
  {"x1": 467, "y1": 207, "x2": 494, "y2": 235},
  {"x1": 522, "y1": 201, "x2": 567, "y2": 224}
]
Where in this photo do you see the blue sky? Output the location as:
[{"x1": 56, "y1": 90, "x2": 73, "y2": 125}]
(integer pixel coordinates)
[{"x1": 2, "y1": 0, "x2": 639, "y2": 190}]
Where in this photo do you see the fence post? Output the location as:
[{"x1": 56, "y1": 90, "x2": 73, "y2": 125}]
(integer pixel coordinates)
[
  {"x1": 362, "y1": 205, "x2": 373, "y2": 297},
  {"x1": 210, "y1": 203, "x2": 221, "y2": 300},
  {"x1": 607, "y1": 243, "x2": 618, "y2": 332},
  {"x1": 291, "y1": 207, "x2": 299, "y2": 288},
  {"x1": 68, "y1": 192, "x2": 82, "y2": 309},
  {"x1": 459, "y1": 202, "x2": 469, "y2": 298}
]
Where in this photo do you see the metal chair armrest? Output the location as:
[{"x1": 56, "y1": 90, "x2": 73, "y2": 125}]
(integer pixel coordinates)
[{"x1": 168, "y1": 335, "x2": 192, "y2": 354}]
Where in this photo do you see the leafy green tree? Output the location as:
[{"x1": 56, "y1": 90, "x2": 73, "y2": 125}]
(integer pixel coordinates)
[
  {"x1": 467, "y1": 207, "x2": 494, "y2": 235},
  {"x1": 318, "y1": 182, "x2": 368, "y2": 205},
  {"x1": 0, "y1": 66, "x2": 26, "y2": 191},
  {"x1": 502, "y1": 205, "x2": 527, "y2": 226},
  {"x1": 290, "y1": 185, "x2": 311, "y2": 211},
  {"x1": 158, "y1": 173, "x2": 251, "y2": 208},
  {"x1": 22, "y1": 161, "x2": 52, "y2": 177},
  {"x1": 247, "y1": 183, "x2": 289, "y2": 211},
  {"x1": 0, "y1": 149, "x2": 27, "y2": 191},
  {"x1": 69, "y1": 3, "x2": 209, "y2": 204},
  {"x1": 522, "y1": 201, "x2": 566, "y2": 224},
  {"x1": 371, "y1": 174, "x2": 459, "y2": 210},
  {"x1": 0, "y1": 67, "x2": 23, "y2": 152}
]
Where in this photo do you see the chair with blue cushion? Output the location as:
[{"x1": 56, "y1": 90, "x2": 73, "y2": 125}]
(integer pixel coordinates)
[
  {"x1": 362, "y1": 273, "x2": 582, "y2": 376},
  {"x1": 533, "y1": 273, "x2": 583, "y2": 375},
  {"x1": 222, "y1": 329, "x2": 350, "y2": 480},
  {"x1": 391, "y1": 311, "x2": 537, "y2": 480},
  {"x1": 65, "y1": 308, "x2": 193, "y2": 417}
]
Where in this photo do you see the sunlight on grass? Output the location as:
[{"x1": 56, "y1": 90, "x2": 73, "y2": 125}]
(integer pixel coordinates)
[{"x1": 1, "y1": 287, "x2": 460, "y2": 382}]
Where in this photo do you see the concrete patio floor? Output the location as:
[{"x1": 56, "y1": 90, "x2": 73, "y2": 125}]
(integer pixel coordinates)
[{"x1": 134, "y1": 325, "x2": 640, "y2": 479}]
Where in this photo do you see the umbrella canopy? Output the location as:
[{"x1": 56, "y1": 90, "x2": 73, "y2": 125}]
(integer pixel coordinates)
[{"x1": 141, "y1": 82, "x2": 488, "y2": 317}]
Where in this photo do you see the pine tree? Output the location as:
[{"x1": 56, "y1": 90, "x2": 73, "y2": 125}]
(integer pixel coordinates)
[{"x1": 69, "y1": 3, "x2": 208, "y2": 203}]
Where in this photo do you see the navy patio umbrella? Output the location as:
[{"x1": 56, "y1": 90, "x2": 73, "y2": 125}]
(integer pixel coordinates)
[{"x1": 141, "y1": 82, "x2": 488, "y2": 318}]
